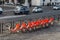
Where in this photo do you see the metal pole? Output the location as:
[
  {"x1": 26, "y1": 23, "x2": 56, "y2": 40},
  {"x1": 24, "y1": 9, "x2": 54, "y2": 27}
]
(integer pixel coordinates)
[
  {"x1": 11, "y1": 21, "x2": 14, "y2": 28},
  {"x1": 10, "y1": 22, "x2": 12, "y2": 29},
  {"x1": 0, "y1": 23, "x2": 1, "y2": 33}
]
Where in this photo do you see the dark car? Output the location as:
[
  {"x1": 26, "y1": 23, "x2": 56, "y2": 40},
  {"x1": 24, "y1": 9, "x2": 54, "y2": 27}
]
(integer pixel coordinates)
[{"x1": 0, "y1": 7, "x2": 3, "y2": 14}]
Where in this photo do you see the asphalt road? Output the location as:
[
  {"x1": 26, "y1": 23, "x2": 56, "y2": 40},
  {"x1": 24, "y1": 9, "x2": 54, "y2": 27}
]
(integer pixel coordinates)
[
  {"x1": 0, "y1": 6, "x2": 60, "y2": 40},
  {"x1": 1, "y1": 6, "x2": 60, "y2": 16}
]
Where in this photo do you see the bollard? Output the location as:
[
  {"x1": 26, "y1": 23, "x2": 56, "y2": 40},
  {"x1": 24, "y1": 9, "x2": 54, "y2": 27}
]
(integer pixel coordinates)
[
  {"x1": 10, "y1": 21, "x2": 14, "y2": 29},
  {"x1": 0, "y1": 23, "x2": 3, "y2": 33}
]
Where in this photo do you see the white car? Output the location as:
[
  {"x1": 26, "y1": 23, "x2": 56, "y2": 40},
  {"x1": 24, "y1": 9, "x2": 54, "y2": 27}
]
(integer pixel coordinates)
[
  {"x1": 14, "y1": 6, "x2": 29, "y2": 15},
  {"x1": 53, "y1": 5, "x2": 60, "y2": 10},
  {"x1": 5, "y1": 2, "x2": 14, "y2": 5},
  {"x1": 32, "y1": 6, "x2": 43, "y2": 13},
  {"x1": 0, "y1": 7, "x2": 3, "y2": 14}
]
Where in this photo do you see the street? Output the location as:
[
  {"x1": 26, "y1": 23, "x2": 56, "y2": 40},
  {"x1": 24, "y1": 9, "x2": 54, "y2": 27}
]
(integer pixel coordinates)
[
  {"x1": 2, "y1": 6, "x2": 60, "y2": 16},
  {"x1": 0, "y1": 6, "x2": 60, "y2": 40}
]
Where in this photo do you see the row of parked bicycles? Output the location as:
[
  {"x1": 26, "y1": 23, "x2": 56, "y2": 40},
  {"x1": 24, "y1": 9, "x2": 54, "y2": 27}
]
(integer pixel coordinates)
[{"x1": 8, "y1": 17, "x2": 54, "y2": 33}]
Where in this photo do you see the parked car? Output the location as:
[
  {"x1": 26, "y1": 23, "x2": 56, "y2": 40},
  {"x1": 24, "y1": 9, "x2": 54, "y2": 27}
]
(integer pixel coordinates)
[
  {"x1": 14, "y1": 6, "x2": 29, "y2": 15},
  {"x1": 0, "y1": 7, "x2": 3, "y2": 14},
  {"x1": 53, "y1": 5, "x2": 60, "y2": 10},
  {"x1": 32, "y1": 6, "x2": 43, "y2": 13}
]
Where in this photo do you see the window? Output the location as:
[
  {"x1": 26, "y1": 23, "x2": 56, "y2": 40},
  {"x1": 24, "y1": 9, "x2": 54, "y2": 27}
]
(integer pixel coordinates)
[
  {"x1": 18, "y1": 0, "x2": 25, "y2": 4},
  {"x1": 11, "y1": 0, "x2": 14, "y2": 3},
  {"x1": 5, "y1": 0, "x2": 9, "y2": 3}
]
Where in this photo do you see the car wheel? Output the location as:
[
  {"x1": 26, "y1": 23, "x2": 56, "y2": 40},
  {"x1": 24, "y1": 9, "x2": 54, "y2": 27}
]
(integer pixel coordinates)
[
  {"x1": 41, "y1": 11, "x2": 43, "y2": 13},
  {"x1": 28, "y1": 28, "x2": 32, "y2": 31},
  {"x1": 33, "y1": 27, "x2": 36, "y2": 30},
  {"x1": 45, "y1": 23, "x2": 49, "y2": 28},
  {"x1": 0, "y1": 11, "x2": 2, "y2": 14},
  {"x1": 21, "y1": 29, "x2": 27, "y2": 33},
  {"x1": 50, "y1": 22, "x2": 54, "y2": 25},
  {"x1": 14, "y1": 13, "x2": 18, "y2": 15},
  {"x1": 18, "y1": 13, "x2": 21, "y2": 15},
  {"x1": 42, "y1": 25, "x2": 46, "y2": 28}
]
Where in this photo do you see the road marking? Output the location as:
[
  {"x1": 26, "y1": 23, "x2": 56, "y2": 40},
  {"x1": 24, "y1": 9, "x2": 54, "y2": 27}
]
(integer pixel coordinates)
[{"x1": 0, "y1": 15, "x2": 26, "y2": 19}]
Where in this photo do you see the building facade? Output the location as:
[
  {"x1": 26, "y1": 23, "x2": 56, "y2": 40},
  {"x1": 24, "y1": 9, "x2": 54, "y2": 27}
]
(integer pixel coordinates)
[
  {"x1": 32, "y1": 0, "x2": 60, "y2": 6},
  {"x1": 0, "y1": 0, "x2": 60, "y2": 6},
  {"x1": 5, "y1": 0, "x2": 17, "y2": 4}
]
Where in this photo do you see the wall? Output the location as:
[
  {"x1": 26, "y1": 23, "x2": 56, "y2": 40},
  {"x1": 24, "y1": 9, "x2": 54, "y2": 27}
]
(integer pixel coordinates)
[
  {"x1": 44, "y1": 0, "x2": 50, "y2": 5},
  {"x1": 31, "y1": 0, "x2": 41, "y2": 6},
  {"x1": 31, "y1": 0, "x2": 60, "y2": 6},
  {"x1": 56, "y1": 0, "x2": 60, "y2": 3},
  {"x1": 31, "y1": 0, "x2": 50, "y2": 6}
]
